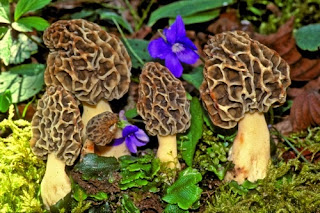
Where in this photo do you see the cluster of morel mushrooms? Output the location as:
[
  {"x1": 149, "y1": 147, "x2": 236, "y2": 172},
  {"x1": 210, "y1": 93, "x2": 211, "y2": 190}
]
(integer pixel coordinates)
[{"x1": 30, "y1": 19, "x2": 290, "y2": 208}]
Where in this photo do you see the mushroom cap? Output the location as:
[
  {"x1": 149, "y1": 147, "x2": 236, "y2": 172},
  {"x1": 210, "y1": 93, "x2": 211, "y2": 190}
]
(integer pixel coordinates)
[
  {"x1": 30, "y1": 85, "x2": 83, "y2": 166},
  {"x1": 86, "y1": 111, "x2": 119, "y2": 146},
  {"x1": 43, "y1": 19, "x2": 131, "y2": 105},
  {"x1": 137, "y1": 62, "x2": 191, "y2": 136},
  {"x1": 200, "y1": 31, "x2": 291, "y2": 129}
]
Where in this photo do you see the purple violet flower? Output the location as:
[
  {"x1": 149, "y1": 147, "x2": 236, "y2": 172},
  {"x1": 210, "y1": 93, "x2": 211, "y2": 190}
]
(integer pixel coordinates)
[
  {"x1": 148, "y1": 15, "x2": 199, "y2": 78},
  {"x1": 114, "y1": 110, "x2": 149, "y2": 154}
]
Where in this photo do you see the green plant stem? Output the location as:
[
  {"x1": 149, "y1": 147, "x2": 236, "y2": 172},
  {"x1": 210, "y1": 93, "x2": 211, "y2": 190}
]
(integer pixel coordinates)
[
  {"x1": 112, "y1": 18, "x2": 144, "y2": 66},
  {"x1": 14, "y1": 103, "x2": 20, "y2": 119},
  {"x1": 124, "y1": 0, "x2": 140, "y2": 24},
  {"x1": 136, "y1": 0, "x2": 156, "y2": 31},
  {"x1": 22, "y1": 95, "x2": 35, "y2": 118}
]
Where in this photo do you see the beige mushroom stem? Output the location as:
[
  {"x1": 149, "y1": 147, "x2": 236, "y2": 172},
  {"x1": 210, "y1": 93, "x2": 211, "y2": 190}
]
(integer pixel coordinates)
[
  {"x1": 157, "y1": 135, "x2": 180, "y2": 169},
  {"x1": 81, "y1": 99, "x2": 129, "y2": 158},
  {"x1": 225, "y1": 111, "x2": 270, "y2": 184},
  {"x1": 41, "y1": 153, "x2": 71, "y2": 208}
]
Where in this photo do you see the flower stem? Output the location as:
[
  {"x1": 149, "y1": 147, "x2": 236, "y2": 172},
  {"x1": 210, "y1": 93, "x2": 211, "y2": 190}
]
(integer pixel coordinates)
[{"x1": 112, "y1": 18, "x2": 144, "y2": 66}]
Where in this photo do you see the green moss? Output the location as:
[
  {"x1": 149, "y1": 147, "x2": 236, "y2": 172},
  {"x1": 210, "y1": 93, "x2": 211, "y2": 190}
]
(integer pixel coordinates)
[
  {"x1": 0, "y1": 105, "x2": 45, "y2": 212},
  {"x1": 205, "y1": 127, "x2": 320, "y2": 212}
]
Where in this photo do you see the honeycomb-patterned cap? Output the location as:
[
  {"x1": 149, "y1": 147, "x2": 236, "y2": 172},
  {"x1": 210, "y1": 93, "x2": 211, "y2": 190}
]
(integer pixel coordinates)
[
  {"x1": 86, "y1": 111, "x2": 119, "y2": 146},
  {"x1": 137, "y1": 62, "x2": 191, "y2": 136},
  {"x1": 30, "y1": 85, "x2": 83, "y2": 166},
  {"x1": 200, "y1": 31, "x2": 291, "y2": 129},
  {"x1": 43, "y1": 19, "x2": 131, "y2": 105}
]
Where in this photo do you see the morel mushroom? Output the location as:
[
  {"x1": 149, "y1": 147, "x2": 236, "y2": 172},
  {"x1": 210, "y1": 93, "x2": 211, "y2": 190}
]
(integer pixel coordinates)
[
  {"x1": 137, "y1": 62, "x2": 191, "y2": 168},
  {"x1": 30, "y1": 85, "x2": 83, "y2": 208},
  {"x1": 43, "y1": 19, "x2": 132, "y2": 157},
  {"x1": 200, "y1": 31, "x2": 290, "y2": 183}
]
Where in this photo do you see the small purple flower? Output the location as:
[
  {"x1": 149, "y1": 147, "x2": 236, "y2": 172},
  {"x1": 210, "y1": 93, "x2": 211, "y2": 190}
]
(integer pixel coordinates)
[
  {"x1": 148, "y1": 15, "x2": 199, "y2": 78},
  {"x1": 114, "y1": 125, "x2": 149, "y2": 153}
]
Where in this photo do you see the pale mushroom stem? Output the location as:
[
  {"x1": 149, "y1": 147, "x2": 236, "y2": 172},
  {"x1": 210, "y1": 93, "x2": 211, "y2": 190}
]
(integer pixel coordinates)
[
  {"x1": 157, "y1": 135, "x2": 181, "y2": 169},
  {"x1": 81, "y1": 99, "x2": 129, "y2": 158},
  {"x1": 41, "y1": 153, "x2": 71, "y2": 208},
  {"x1": 225, "y1": 111, "x2": 270, "y2": 184}
]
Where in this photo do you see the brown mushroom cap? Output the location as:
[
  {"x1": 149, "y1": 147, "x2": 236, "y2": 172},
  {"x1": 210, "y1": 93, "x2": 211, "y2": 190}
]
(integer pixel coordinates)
[
  {"x1": 137, "y1": 62, "x2": 191, "y2": 136},
  {"x1": 200, "y1": 31, "x2": 291, "y2": 129},
  {"x1": 86, "y1": 111, "x2": 119, "y2": 146},
  {"x1": 43, "y1": 19, "x2": 131, "y2": 105},
  {"x1": 30, "y1": 85, "x2": 83, "y2": 166}
]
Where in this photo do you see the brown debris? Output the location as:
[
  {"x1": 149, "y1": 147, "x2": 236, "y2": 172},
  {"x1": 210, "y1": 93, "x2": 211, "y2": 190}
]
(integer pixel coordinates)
[{"x1": 134, "y1": 192, "x2": 163, "y2": 213}]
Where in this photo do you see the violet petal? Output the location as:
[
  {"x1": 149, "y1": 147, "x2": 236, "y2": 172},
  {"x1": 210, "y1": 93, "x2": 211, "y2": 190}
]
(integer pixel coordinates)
[
  {"x1": 113, "y1": 137, "x2": 125, "y2": 146},
  {"x1": 176, "y1": 47, "x2": 199, "y2": 64},
  {"x1": 178, "y1": 36, "x2": 198, "y2": 50},
  {"x1": 148, "y1": 38, "x2": 171, "y2": 59},
  {"x1": 165, "y1": 15, "x2": 185, "y2": 44},
  {"x1": 126, "y1": 136, "x2": 137, "y2": 153},
  {"x1": 165, "y1": 53, "x2": 183, "y2": 78},
  {"x1": 122, "y1": 125, "x2": 139, "y2": 137},
  {"x1": 134, "y1": 129, "x2": 149, "y2": 143}
]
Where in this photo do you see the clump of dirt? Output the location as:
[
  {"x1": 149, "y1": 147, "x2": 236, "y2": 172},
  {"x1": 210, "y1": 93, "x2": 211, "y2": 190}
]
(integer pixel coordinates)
[
  {"x1": 70, "y1": 170, "x2": 121, "y2": 195},
  {"x1": 134, "y1": 192, "x2": 163, "y2": 213}
]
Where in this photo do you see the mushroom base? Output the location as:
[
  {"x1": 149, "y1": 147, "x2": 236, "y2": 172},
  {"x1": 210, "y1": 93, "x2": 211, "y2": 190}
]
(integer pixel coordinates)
[
  {"x1": 225, "y1": 111, "x2": 270, "y2": 184},
  {"x1": 157, "y1": 135, "x2": 180, "y2": 169},
  {"x1": 41, "y1": 153, "x2": 71, "y2": 209}
]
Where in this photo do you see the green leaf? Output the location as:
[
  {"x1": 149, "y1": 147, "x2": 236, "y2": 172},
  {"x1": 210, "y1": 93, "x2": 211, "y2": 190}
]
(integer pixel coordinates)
[
  {"x1": 97, "y1": 9, "x2": 133, "y2": 33},
  {"x1": 89, "y1": 191, "x2": 108, "y2": 201},
  {"x1": 73, "y1": 183, "x2": 88, "y2": 202},
  {"x1": 14, "y1": 0, "x2": 51, "y2": 21},
  {"x1": 126, "y1": 39, "x2": 152, "y2": 69},
  {"x1": 0, "y1": 29, "x2": 12, "y2": 66},
  {"x1": 10, "y1": 34, "x2": 38, "y2": 64},
  {"x1": 71, "y1": 9, "x2": 95, "y2": 19},
  {"x1": 164, "y1": 204, "x2": 189, "y2": 213},
  {"x1": 74, "y1": 154, "x2": 120, "y2": 180},
  {"x1": 12, "y1": 16, "x2": 50, "y2": 32},
  {"x1": 121, "y1": 194, "x2": 140, "y2": 213},
  {"x1": 0, "y1": 63, "x2": 45, "y2": 103},
  {"x1": 0, "y1": 0, "x2": 10, "y2": 24},
  {"x1": 181, "y1": 97, "x2": 203, "y2": 166},
  {"x1": 0, "y1": 90, "x2": 12, "y2": 113},
  {"x1": 0, "y1": 26, "x2": 8, "y2": 39},
  {"x1": 295, "y1": 23, "x2": 320, "y2": 52},
  {"x1": 125, "y1": 107, "x2": 138, "y2": 119},
  {"x1": 182, "y1": 66, "x2": 204, "y2": 90},
  {"x1": 163, "y1": 167, "x2": 202, "y2": 210},
  {"x1": 50, "y1": 192, "x2": 73, "y2": 213},
  {"x1": 170, "y1": 9, "x2": 220, "y2": 25},
  {"x1": 148, "y1": 0, "x2": 234, "y2": 26}
]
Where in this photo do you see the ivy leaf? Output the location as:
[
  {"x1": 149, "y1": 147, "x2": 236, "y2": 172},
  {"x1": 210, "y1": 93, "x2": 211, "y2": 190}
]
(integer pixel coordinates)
[
  {"x1": 295, "y1": 23, "x2": 320, "y2": 52},
  {"x1": 12, "y1": 16, "x2": 49, "y2": 32},
  {"x1": 163, "y1": 167, "x2": 202, "y2": 210},
  {"x1": 0, "y1": 29, "x2": 12, "y2": 66},
  {"x1": 181, "y1": 97, "x2": 203, "y2": 166},
  {"x1": 0, "y1": 63, "x2": 45, "y2": 103},
  {"x1": 121, "y1": 194, "x2": 140, "y2": 213},
  {"x1": 0, "y1": 90, "x2": 12, "y2": 113},
  {"x1": 14, "y1": 0, "x2": 51, "y2": 21},
  {"x1": 148, "y1": 0, "x2": 234, "y2": 26},
  {"x1": 10, "y1": 34, "x2": 38, "y2": 64},
  {"x1": 164, "y1": 204, "x2": 188, "y2": 213},
  {"x1": 182, "y1": 66, "x2": 204, "y2": 90},
  {"x1": 73, "y1": 154, "x2": 120, "y2": 180},
  {"x1": 97, "y1": 9, "x2": 133, "y2": 33},
  {"x1": 0, "y1": 0, "x2": 10, "y2": 24},
  {"x1": 126, "y1": 39, "x2": 152, "y2": 69}
]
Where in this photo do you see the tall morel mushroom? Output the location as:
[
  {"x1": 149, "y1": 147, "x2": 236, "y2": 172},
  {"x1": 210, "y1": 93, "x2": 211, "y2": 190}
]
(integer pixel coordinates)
[
  {"x1": 43, "y1": 19, "x2": 132, "y2": 157},
  {"x1": 200, "y1": 31, "x2": 290, "y2": 183},
  {"x1": 137, "y1": 62, "x2": 191, "y2": 168},
  {"x1": 30, "y1": 85, "x2": 83, "y2": 208}
]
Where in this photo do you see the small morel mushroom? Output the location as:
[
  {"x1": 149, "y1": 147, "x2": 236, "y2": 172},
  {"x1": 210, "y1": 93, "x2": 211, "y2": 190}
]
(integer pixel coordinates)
[
  {"x1": 137, "y1": 62, "x2": 191, "y2": 168},
  {"x1": 30, "y1": 85, "x2": 83, "y2": 208},
  {"x1": 200, "y1": 31, "x2": 290, "y2": 183},
  {"x1": 43, "y1": 19, "x2": 132, "y2": 157},
  {"x1": 86, "y1": 111, "x2": 119, "y2": 146}
]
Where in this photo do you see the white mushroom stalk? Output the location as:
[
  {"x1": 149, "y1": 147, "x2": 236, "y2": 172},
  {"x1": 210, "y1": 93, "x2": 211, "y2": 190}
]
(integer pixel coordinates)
[
  {"x1": 225, "y1": 112, "x2": 270, "y2": 183},
  {"x1": 157, "y1": 135, "x2": 180, "y2": 169}
]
